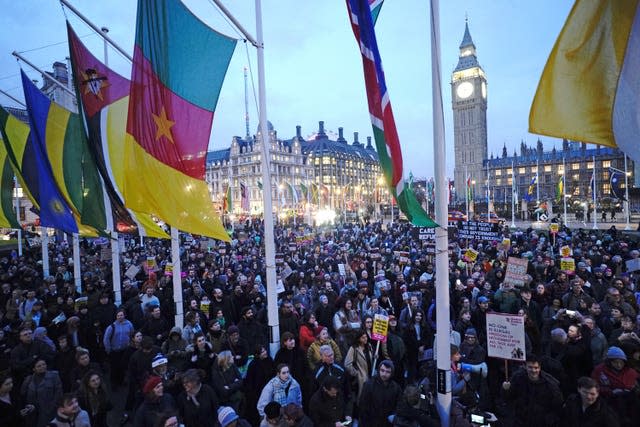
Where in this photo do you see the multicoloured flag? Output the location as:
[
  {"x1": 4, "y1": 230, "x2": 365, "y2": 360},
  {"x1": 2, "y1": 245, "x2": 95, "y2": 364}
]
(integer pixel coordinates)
[
  {"x1": 346, "y1": 0, "x2": 437, "y2": 227},
  {"x1": 124, "y1": 0, "x2": 236, "y2": 241},
  {"x1": 240, "y1": 182, "x2": 250, "y2": 211},
  {"x1": 609, "y1": 168, "x2": 626, "y2": 200},
  {"x1": 525, "y1": 175, "x2": 537, "y2": 202},
  {"x1": 223, "y1": 184, "x2": 232, "y2": 213},
  {"x1": 2, "y1": 101, "x2": 76, "y2": 233},
  {"x1": 466, "y1": 175, "x2": 472, "y2": 202},
  {"x1": 299, "y1": 182, "x2": 308, "y2": 200},
  {"x1": 287, "y1": 181, "x2": 299, "y2": 204},
  {"x1": 66, "y1": 23, "x2": 167, "y2": 238},
  {"x1": 0, "y1": 140, "x2": 20, "y2": 228},
  {"x1": 310, "y1": 183, "x2": 319, "y2": 205},
  {"x1": 21, "y1": 70, "x2": 105, "y2": 237},
  {"x1": 529, "y1": 0, "x2": 640, "y2": 162},
  {"x1": 556, "y1": 175, "x2": 564, "y2": 202}
]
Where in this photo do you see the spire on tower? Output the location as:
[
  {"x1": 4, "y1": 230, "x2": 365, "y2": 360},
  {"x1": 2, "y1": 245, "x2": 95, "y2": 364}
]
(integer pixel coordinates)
[{"x1": 460, "y1": 19, "x2": 476, "y2": 50}]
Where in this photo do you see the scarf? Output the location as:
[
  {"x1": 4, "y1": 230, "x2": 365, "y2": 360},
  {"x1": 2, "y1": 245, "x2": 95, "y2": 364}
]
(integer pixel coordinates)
[
  {"x1": 187, "y1": 383, "x2": 202, "y2": 407},
  {"x1": 272, "y1": 376, "x2": 292, "y2": 405}
]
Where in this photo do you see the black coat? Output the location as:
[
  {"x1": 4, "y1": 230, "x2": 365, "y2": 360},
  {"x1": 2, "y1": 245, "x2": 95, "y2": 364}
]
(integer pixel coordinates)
[
  {"x1": 502, "y1": 369, "x2": 563, "y2": 427},
  {"x1": 177, "y1": 383, "x2": 219, "y2": 427},
  {"x1": 560, "y1": 394, "x2": 620, "y2": 427},
  {"x1": 309, "y1": 388, "x2": 347, "y2": 427},
  {"x1": 358, "y1": 376, "x2": 402, "y2": 427},
  {"x1": 133, "y1": 394, "x2": 176, "y2": 427}
]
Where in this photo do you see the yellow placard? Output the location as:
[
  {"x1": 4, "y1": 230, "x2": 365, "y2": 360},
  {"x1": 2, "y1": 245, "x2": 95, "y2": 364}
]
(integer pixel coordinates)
[
  {"x1": 465, "y1": 248, "x2": 479, "y2": 262},
  {"x1": 560, "y1": 257, "x2": 575, "y2": 272},
  {"x1": 371, "y1": 314, "x2": 389, "y2": 341}
]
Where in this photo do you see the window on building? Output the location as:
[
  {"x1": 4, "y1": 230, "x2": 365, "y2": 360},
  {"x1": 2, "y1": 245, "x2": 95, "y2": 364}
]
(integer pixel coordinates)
[
  {"x1": 495, "y1": 169, "x2": 502, "y2": 176},
  {"x1": 518, "y1": 167, "x2": 525, "y2": 174},
  {"x1": 587, "y1": 161, "x2": 594, "y2": 169},
  {"x1": 531, "y1": 167, "x2": 538, "y2": 174},
  {"x1": 572, "y1": 163, "x2": 580, "y2": 170},
  {"x1": 544, "y1": 165, "x2": 552, "y2": 172},
  {"x1": 602, "y1": 160, "x2": 611, "y2": 168}
]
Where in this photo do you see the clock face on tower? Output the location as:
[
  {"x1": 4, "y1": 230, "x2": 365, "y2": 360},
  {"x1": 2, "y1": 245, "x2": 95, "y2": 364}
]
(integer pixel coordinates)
[
  {"x1": 481, "y1": 81, "x2": 487, "y2": 99},
  {"x1": 456, "y1": 81, "x2": 474, "y2": 99}
]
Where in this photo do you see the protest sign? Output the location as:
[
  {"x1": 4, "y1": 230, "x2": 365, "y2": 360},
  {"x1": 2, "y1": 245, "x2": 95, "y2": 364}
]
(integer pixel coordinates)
[
  {"x1": 144, "y1": 257, "x2": 158, "y2": 273},
  {"x1": 503, "y1": 257, "x2": 528, "y2": 288},
  {"x1": 486, "y1": 313, "x2": 526, "y2": 361},
  {"x1": 456, "y1": 221, "x2": 501, "y2": 241},
  {"x1": 560, "y1": 257, "x2": 575, "y2": 273},
  {"x1": 100, "y1": 245, "x2": 112, "y2": 261},
  {"x1": 125, "y1": 264, "x2": 140, "y2": 281},
  {"x1": 275, "y1": 253, "x2": 284, "y2": 265},
  {"x1": 560, "y1": 245, "x2": 572, "y2": 257},
  {"x1": 371, "y1": 314, "x2": 389, "y2": 342},
  {"x1": 410, "y1": 227, "x2": 436, "y2": 254},
  {"x1": 465, "y1": 248, "x2": 479, "y2": 262},
  {"x1": 369, "y1": 248, "x2": 381, "y2": 260},
  {"x1": 164, "y1": 262, "x2": 173, "y2": 277},
  {"x1": 338, "y1": 263, "x2": 346, "y2": 276},
  {"x1": 626, "y1": 258, "x2": 640, "y2": 272},
  {"x1": 549, "y1": 223, "x2": 559, "y2": 234}
]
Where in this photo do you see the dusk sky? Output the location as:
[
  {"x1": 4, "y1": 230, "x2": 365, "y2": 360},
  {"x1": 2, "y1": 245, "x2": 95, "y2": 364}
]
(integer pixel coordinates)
[{"x1": 0, "y1": 0, "x2": 575, "y2": 179}]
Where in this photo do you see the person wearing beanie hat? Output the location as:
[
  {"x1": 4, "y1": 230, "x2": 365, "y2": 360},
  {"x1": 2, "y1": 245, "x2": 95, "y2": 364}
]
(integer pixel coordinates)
[
  {"x1": 134, "y1": 375, "x2": 177, "y2": 427},
  {"x1": 218, "y1": 406, "x2": 252, "y2": 427},
  {"x1": 591, "y1": 346, "x2": 639, "y2": 421},
  {"x1": 151, "y1": 353, "x2": 168, "y2": 369}
]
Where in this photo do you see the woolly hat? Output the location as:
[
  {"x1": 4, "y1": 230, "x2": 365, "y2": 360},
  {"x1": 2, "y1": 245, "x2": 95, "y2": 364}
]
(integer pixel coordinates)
[
  {"x1": 151, "y1": 353, "x2": 168, "y2": 368},
  {"x1": 606, "y1": 346, "x2": 627, "y2": 361},
  {"x1": 142, "y1": 376, "x2": 162, "y2": 394},
  {"x1": 218, "y1": 406, "x2": 239, "y2": 427},
  {"x1": 550, "y1": 328, "x2": 567, "y2": 343},
  {"x1": 465, "y1": 328, "x2": 477, "y2": 337},
  {"x1": 227, "y1": 325, "x2": 240, "y2": 335},
  {"x1": 477, "y1": 296, "x2": 489, "y2": 304}
]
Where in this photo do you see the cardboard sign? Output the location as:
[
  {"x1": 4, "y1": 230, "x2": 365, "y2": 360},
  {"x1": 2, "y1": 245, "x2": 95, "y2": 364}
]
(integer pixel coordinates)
[
  {"x1": 371, "y1": 314, "x2": 389, "y2": 342},
  {"x1": 486, "y1": 313, "x2": 526, "y2": 361},
  {"x1": 338, "y1": 263, "x2": 346, "y2": 276},
  {"x1": 399, "y1": 251, "x2": 410, "y2": 264},
  {"x1": 125, "y1": 264, "x2": 140, "y2": 281},
  {"x1": 560, "y1": 245, "x2": 572, "y2": 257},
  {"x1": 626, "y1": 258, "x2": 640, "y2": 272},
  {"x1": 100, "y1": 245, "x2": 112, "y2": 261},
  {"x1": 275, "y1": 253, "x2": 284, "y2": 265},
  {"x1": 410, "y1": 227, "x2": 436, "y2": 254},
  {"x1": 144, "y1": 256, "x2": 158, "y2": 273},
  {"x1": 370, "y1": 248, "x2": 381, "y2": 260},
  {"x1": 164, "y1": 262, "x2": 174, "y2": 277},
  {"x1": 200, "y1": 299, "x2": 210, "y2": 314},
  {"x1": 499, "y1": 238, "x2": 511, "y2": 251},
  {"x1": 465, "y1": 248, "x2": 479, "y2": 262},
  {"x1": 503, "y1": 257, "x2": 528, "y2": 288},
  {"x1": 549, "y1": 223, "x2": 559, "y2": 234},
  {"x1": 276, "y1": 278, "x2": 285, "y2": 293},
  {"x1": 560, "y1": 257, "x2": 575, "y2": 273}
]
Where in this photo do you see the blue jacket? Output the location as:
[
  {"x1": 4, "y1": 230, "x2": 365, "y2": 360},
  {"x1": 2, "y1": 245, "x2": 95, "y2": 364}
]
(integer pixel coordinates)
[
  {"x1": 103, "y1": 320, "x2": 134, "y2": 352},
  {"x1": 256, "y1": 376, "x2": 302, "y2": 417}
]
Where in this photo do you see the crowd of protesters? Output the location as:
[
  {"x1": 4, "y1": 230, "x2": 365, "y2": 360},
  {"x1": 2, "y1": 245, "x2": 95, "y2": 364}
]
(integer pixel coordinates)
[{"x1": 0, "y1": 217, "x2": 640, "y2": 426}]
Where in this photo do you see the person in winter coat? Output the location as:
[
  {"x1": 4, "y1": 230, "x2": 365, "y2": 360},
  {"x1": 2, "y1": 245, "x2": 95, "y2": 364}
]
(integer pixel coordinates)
[
  {"x1": 20, "y1": 358, "x2": 63, "y2": 427},
  {"x1": 103, "y1": 308, "x2": 135, "y2": 386},
  {"x1": 177, "y1": 369, "x2": 219, "y2": 427},
  {"x1": 10, "y1": 327, "x2": 55, "y2": 383},
  {"x1": 307, "y1": 327, "x2": 342, "y2": 371},
  {"x1": 161, "y1": 326, "x2": 188, "y2": 372},
  {"x1": 561, "y1": 376, "x2": 620, "y2": 427},
  {"x1": 185, "y1": 332, "x2": 217, "y2": 382},
  {"x1": 358, "y1": 360, "x2": 402, "y2": 427},
  {"x1": 298, "y1": 312, "x2": 323, "y2": 352},
  {"x1": 583, "y1": 316, "x2": 609, "y2": 366},
  {"x1": 211, "y1": 350, "x2": 244, "y2": 413},
  {"x1": 309, "y1": 375, "x2": 351, "y2": 427},
  {"x1": 590, "y1": 346, "x2": 640, "y2": 426},
  {"x1": 257, "y1": 363, "x2": 302, "y2": 417},
  {"x1": 217, "y1": 405, "x2": 252, "y2": 427},
  {"x1": 244, "y1": 345, "x2": 276, "y2": 425},
  {"x1": 134, "y1": 376, "x2": 177, "y2": 427},
  {"x1": 274, "y1": 332, "x2": 307, "y2": 386},
  {"x1": 501, "y1": 355, "x2": 563, "y2": 427},
  {"x1": 282, "y1": 402, "x2": 314, "y2": 427},
  {"x1": 344, "y1": 329, "x2": 373, "y2": 400},
  {"x1": 77, "y1": 371, "x2": 112, "y2": 427}
]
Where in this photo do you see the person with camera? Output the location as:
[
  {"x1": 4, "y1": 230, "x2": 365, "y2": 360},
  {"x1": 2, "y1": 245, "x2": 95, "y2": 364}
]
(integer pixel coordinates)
[{"x1": 501, "y1": 354, "x2": 563, "y2": 427}]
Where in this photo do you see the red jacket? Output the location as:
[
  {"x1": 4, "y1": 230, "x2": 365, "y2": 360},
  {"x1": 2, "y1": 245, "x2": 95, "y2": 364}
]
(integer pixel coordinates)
[
  {"x1": 299, "y1": 324, "x2": 323, "y2": 352},
  {"x1": 591, "y1": 362, "x2": 639, "y2": 396}
]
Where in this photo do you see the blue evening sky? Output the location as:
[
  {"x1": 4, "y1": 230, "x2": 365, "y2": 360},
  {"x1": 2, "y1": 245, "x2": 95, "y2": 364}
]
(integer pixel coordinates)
[{"x1": 0, "y1": 1, "x2": 574, "y2": 178}]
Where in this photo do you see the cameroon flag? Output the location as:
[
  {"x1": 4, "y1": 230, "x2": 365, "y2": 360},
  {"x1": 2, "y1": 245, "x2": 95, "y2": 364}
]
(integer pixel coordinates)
[
  {"x1": 124, "y1": 0, "x2": 236, "y2": 241},
  {"x1": 0, "y1": 137, "x2": 20, "y2": 228}
]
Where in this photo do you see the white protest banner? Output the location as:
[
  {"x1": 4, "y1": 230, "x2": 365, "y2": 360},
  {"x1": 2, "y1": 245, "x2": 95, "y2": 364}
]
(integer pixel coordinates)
[
  {"x1": 125, "y1": 264, "x2": 140, "y2": 281},
  {"x1": 626, "y1": 258, "x2": 640, "y2": 272},
  {"x1": 338, "y1": 264, "x2": 346, "y2": 276},
  {"x1": 503, "y1": 257, "x2": 528, "y2": 288},
  {"x1": 486, "y1": 313, "x2": 526, "y2": 361}
]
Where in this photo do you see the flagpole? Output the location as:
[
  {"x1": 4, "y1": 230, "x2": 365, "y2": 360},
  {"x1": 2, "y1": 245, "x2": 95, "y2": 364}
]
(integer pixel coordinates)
[
  {"x1": 536, "y1": 159, "x2": 540, "y2": 221},
  {"x1": 511, "y1": 161, "x2": 516, "y2": 228},
  {"x1": 430, "y1": 0, "x2": 451, "y2": 423},
  {"x1": 72, "y1": 234, "x2": 81, "y2": 292},
  {"x1": 254, "y1": 0, "x2": 280, "y2": 355},
  {"x1": 465, "y1": 165, "x2": 469, "y2": 222},
  {"x1": 100, "y1": 26, "x2": 123, "y2": 307},
  {"x1": 0, "y1": 88, "x2": 26, "y2": 107},
  {"x1": 12, "y1": 52, "x2": 76, "y2": 97},
  {"x1": 171, "y1": 226, "x2": 183, "y2": 329},
  {"x1": 592, "y1": 155, "x2": 597, "y2": 229},
  {"x1": 42, "y1": 229, "x2": 49, "y2": 277},
  {"x1": 624, "y1": 154, "x2": 630, "y2": 230},
  {"x1": 563, "y1": 157, "x2": 567, "y2": 226},
  {"x1": 486, "y1": 160, "x2": 490, "y2": 218}
]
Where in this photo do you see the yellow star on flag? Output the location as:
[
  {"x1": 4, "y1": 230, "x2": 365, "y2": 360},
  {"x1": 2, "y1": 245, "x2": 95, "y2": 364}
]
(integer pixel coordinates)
[{"x1": 152, "y1": 106, "x2": 175, "y2": 144}]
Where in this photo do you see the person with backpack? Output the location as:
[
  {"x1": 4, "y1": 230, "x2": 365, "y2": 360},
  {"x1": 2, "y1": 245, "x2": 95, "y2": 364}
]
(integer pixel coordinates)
[{"x1": 102, "y1": 308, "x2": 134, "y2": 386}]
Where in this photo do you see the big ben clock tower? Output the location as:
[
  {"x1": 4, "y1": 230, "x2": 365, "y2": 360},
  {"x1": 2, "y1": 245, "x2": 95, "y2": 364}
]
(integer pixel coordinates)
[{"x1": 452, "y1": 19, "x2": 487, "y2": 203}]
